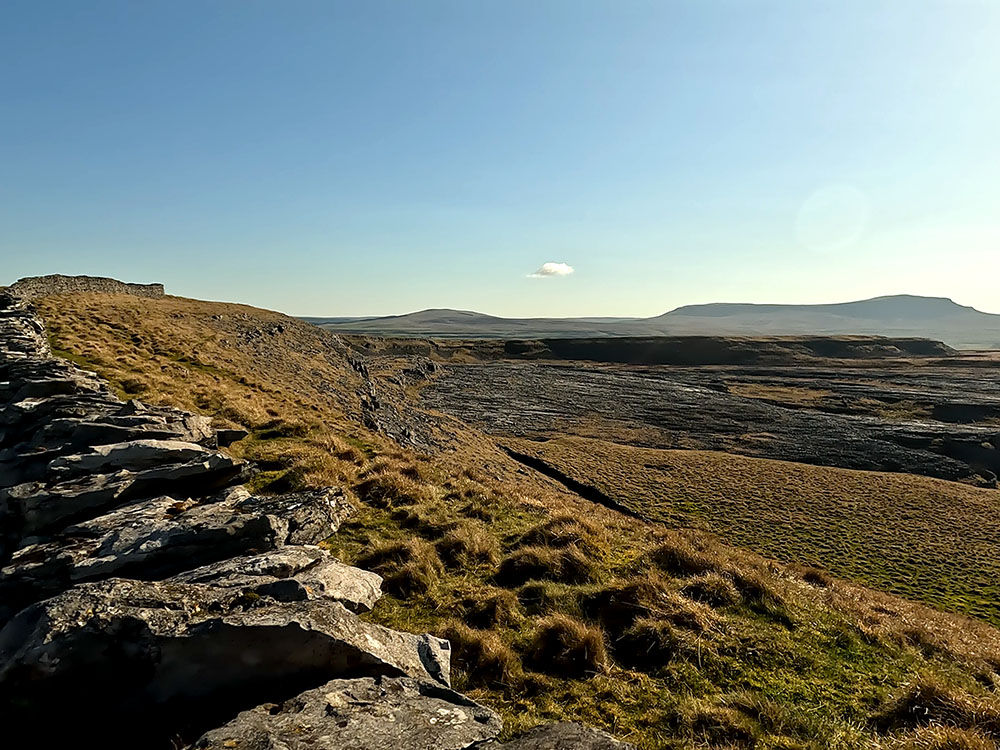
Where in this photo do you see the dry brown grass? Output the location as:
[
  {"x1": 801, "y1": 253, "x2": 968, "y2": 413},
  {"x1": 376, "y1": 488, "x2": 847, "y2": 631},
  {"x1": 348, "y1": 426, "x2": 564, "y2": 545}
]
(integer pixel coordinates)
[
  {"x1": 37, "y1": 291, "x2": 1000, "y2": 750},
  {"x1": 355, "y1": 539, "x2": 444, "y2": 598},
  {"x1": 682, "y1": 573, "x2": 742, "y2": 608},
  {"x1": 673, "y1": 699, "x2": 757, "y2": 747},
  {"x1": 518, "y1": 514, "x2": 603, "y2": 554},
  {"x1": 494, "y1": 545, "x2": 594, "y2": 587},
  {"x1": 438, "y1": 621, "x2": 522, "y2": 688},
  {"x1": 581, "y1": 574, "x2": 715, "y2": 637},
  {"x1": 507, "y1": 435, "x2": 1000, "y2": 626},
  {"x1": 613, "y1": 617, "x2": 680, "y2": 670},
  {"x1": 876, "y1": 675, "x2": 1000, "y2": 737},
  {"x1": 436, "y1": 520, "x2": 501, "y2": 568},
  {"x1": 882, "y1": 726, "x2": 998, "y2": 750},
  {"x1": 355, "y1": 471, "x2": 436, "y2": 509},
  {"x1": 456, "y1": 587, "x2": 522, "y2": 629},
  {"x1": 526, "y1": 614, "x2": 608, "y2": 677},
  {"x1": 729, "y1": 383, "x2": 835, "y2": 407}
]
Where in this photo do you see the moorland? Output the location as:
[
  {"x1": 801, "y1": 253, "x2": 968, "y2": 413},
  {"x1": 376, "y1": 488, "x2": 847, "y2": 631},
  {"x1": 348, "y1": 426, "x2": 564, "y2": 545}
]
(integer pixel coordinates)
[{"x1": 27, "y1": 288, "x2": 1000, "y2": 750}]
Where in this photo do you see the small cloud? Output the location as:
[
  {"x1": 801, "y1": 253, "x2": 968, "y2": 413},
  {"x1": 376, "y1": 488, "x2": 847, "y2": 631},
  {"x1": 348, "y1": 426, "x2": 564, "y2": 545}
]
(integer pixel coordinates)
[{"x1": 527, "y1": 261, "x2": 575, "y2": 279}]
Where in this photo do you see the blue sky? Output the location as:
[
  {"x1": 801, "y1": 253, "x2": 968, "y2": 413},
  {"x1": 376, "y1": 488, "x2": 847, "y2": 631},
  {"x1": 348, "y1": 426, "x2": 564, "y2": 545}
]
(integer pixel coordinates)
[{"x1": 2, "y1": 1, "x2": 998, "y2": 316}]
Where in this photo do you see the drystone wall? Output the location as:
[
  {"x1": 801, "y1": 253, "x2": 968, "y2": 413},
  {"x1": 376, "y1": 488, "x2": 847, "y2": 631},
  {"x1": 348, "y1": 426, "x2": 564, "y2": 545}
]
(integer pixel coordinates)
[
  {"x1": 0, "y1": 289, "x2": 631, "y2": 749},
  {"x1": 5, "y1": 273, "x2": 165, "y2": 299}
]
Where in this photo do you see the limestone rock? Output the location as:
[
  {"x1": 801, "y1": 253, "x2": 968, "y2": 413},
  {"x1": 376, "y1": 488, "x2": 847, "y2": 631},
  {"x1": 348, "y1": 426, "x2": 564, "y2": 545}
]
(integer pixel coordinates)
[
  {"x1": 49, "y1": 438, "x2": 215, "y2": 478},
  {"x1": 0, "y1": 578, "x2": 450, "y2": 744},
  {"x1": 234, "y1": 487, "x2": 356, "y2": 545},
  {"x1": 192, "y1": 675, "x2": 501, "y2": 750},
  {"x1": 0, "y1": 487, "x2": 356, "y2": 618},
  {"x1": 0, "y1": 451, "x2": 249, "y2": 540},
  {"x1": 172, "y1": 545, "x2": 382, "y2": 612}
]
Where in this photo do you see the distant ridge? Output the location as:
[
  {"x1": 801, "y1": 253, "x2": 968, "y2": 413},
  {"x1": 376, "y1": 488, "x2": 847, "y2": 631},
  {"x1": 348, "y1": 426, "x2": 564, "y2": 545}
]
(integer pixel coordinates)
[
  {"x1": 663, "y1": 295, "x2": 979, "y2": 319},
  {"x1": 307, "y1": 294, "x2": 1000, "y2": 350}
]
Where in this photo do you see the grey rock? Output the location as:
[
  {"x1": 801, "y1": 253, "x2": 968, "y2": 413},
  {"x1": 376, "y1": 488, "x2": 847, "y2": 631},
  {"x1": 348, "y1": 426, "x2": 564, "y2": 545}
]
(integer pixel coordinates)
[
  {"x1": 0, "y1": 578, "x2": 451, "y2": 744},
  {"x1": 478, "y1": 723, "x2": 636, "y2": 749},
  {"x1": 172, "y1": 545, "x2": 382, "y2": 612},
  {"x1": 49, "y1": 438, "x2": 213, "y2": 477},
  {"x1": 0, "y1": 451, "x2": 248, "y2": 541},
  {"x1": 192, "y1": 675, "x2": 501, "y2": 750},
  {"x1": 0, "y1": 487, "x2": 355, "y2": 617},
  {"x1": 235, "y1": 487, "x2": 356, "y2": 545}
]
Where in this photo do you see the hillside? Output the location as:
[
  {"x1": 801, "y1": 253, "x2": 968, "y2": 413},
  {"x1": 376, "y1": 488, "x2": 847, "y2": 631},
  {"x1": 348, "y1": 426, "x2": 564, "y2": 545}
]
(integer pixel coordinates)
[
  {"x1": 312, "y1": 295, "x2": 1000, "y2": 349},
  {"x1": 22, "y1": 288, "x2": 1000, "y2": 749}
]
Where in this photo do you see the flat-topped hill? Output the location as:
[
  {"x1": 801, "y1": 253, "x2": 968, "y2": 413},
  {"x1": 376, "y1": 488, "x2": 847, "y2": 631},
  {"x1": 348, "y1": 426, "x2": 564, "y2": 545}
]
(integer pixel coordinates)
[{"x1": 310, "y1": 294, "x2": 1000, "y2": 349}]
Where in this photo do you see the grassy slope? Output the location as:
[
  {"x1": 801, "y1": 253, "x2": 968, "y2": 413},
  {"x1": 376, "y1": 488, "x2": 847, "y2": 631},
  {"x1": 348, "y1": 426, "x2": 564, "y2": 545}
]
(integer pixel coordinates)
[
  {"x1": 504, "y1": 437, "x2": 1000, "y2": 627},
  {"x1": 36, "y1": 292, "x2": 1000, "y2": 750}
]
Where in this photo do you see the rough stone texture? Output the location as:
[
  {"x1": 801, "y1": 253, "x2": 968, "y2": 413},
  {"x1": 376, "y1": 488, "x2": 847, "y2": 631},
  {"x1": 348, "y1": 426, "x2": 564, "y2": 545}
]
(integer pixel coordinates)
[
  {"x1": 5, "y1": 273, "x2": 165, "y2": 300},
  {"x1": 172, "y1": 545, "x2": 383, "y2": 612},
  {"x1": 477, "y1": 723, "x2": 636, "y2": 749},
  {"x1": 423, "y1": 360, "x2": 1000, "y2": 487},
  {"x1": 193, "y1": 676, "x2": 501, "y2": 750},
  {"x1": 0, "y1": 486, "x2": 358, "y2": 617},
  {"x1": 0, "y1": 451, "x2": 250, "y2": 546},
  {"x1": 0, "y1": 579, "x2": 450, "y2": 744}
]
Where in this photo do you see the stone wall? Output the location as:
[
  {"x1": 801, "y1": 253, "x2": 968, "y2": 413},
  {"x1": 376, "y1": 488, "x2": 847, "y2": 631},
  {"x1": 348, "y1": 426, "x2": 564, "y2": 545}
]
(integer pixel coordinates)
[{"x1": 5, "y1": 273, "x2": 165, "y2": 300}]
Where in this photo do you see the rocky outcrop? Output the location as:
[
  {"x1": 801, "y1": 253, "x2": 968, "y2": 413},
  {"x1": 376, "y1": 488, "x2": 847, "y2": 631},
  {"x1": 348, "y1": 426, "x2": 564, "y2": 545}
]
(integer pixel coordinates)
[
  {"x1": 4, "y1": 273, "x2": 165, "y2": 300},
  {"x1": 194, "y1": 676, "x2": 502, "y2": 750},
  {"x1": 0, "y1": 292, "x2": 630, "y2": 748}
]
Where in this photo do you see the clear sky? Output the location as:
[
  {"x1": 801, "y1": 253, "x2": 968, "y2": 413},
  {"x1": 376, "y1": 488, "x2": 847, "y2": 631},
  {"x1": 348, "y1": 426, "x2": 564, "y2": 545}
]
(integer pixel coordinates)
[{"x1": 2, "y1": 1, "x2": 998, "y2": 316}]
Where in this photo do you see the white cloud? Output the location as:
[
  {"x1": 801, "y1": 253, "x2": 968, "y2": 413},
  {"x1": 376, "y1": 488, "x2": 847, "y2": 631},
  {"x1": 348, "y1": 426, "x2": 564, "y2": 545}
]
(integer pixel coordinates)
[{"x1": 527, "y1": 261, "x2": 575, "y2": 279}]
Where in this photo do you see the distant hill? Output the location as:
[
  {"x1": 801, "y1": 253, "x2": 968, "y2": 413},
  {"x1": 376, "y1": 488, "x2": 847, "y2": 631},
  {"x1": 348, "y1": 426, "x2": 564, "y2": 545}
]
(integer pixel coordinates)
[{"x1": 308, "y1": 295, "x2": 1000, "y2": 349}]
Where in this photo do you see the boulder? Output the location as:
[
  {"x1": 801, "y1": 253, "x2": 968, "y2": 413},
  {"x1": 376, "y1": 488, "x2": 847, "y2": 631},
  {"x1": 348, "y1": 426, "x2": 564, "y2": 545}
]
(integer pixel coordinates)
[
  {"x1": 0, "y1": 578, "x2": 450, "y2": 746},
  {"x1": 0, "y1": 451, "x2": 249, "y2": 542},
  {"x1": 234, "y1": 487, "x2": 356, "y2": 545},
  {"x1": 0, "y1": 487, "x2": 356, "y2": 618},
  {"x1": 49, "y1": 439, "x2": 215, "y2": 478},
  {"x1": 192, "y1": 675, "x2": 501, "y2": 750},
  {"x1": 171, "y1": 545, "x2": 382, "y2": 612}
]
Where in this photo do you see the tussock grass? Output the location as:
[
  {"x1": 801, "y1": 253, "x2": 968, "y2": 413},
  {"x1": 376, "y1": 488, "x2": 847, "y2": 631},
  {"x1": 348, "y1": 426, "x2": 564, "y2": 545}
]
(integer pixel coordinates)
[
  {"x1": 456, "y1": 587, "x2": 522, "y2": 629},
  {"x1": 355, "y1": 539, "x2": 444, "y2": 598},
  {"x1": 527, "y1": 614, "x2": 608, "y2": 678},
  {"x1": 506, "y1": 435, "x2": 1000, "y2": 627},
  {"x1": 494, "y1": 545, "x2": 594, "y2": 587},
  {"x1": 519, "y1": 514, "x2": 603, "y2": 554},
  {"x1": 355, "y1": 471, "x2": 434, "y2": 508},
  {"x1": 614, "y1": 618, "x2": 680, "y2": 671},
  {"x1": 439, "y1": 621, "x2": 522, "y2": 689},
  {"x1": 883, "y1": 726, "x2": 997, "y2": 750},
  {"x1": 876, "y1": 674, "x2": 1000, "y2": 737},
  {"x1": 682, "y1": 573, "x2": 742, "y2": 608},
  {"x1": 436, "y1": 520, "x2": 501, "y2": 568}
]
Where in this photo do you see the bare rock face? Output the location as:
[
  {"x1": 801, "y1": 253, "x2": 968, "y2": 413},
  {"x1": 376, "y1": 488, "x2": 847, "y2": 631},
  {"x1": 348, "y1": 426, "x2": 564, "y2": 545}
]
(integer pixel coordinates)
[
  {"x1": 192, "y1": 676, "x2": 501, "y2": 750},
  {"x1": 0, "y1": 485, "x2": 358, "y2": 617},
  {"x1": 0, "y1": 578, "x2": 451, "y2": 745},
  {"x1": 171, "y1": 545, "x2": 383, "y2": 612},
  {"x1": 0, "y1": 451, "x2": 250, "y2": 549}
]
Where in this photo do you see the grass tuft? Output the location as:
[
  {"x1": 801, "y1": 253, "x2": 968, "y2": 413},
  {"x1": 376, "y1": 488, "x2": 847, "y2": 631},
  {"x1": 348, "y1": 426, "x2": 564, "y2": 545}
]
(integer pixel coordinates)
[
  {"x1": 494, "y1": 545, "x2": 594, "y2": 587},
  {"x1": 527, "y1": 614, "x2": 608, "y2": 678}
]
